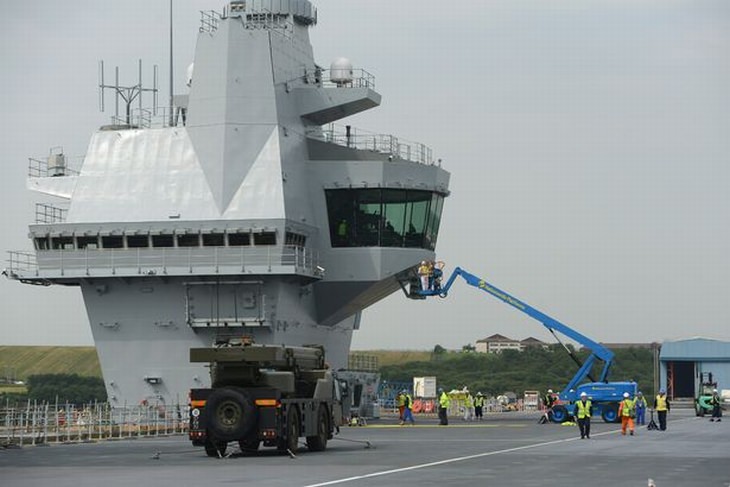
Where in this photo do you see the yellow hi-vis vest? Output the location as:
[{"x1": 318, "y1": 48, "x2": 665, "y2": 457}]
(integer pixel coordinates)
[
  {"x1": 474, "y1": 396, "x2": 485, "y2": 407},
  {"x1": 439, "y1": 392, "x2": 451, "y2": 409},
  {"x1": 656, "y1": 395, "x2": 668, "y2": 411},
  {"x1": 576, "y1": 400, "x2": 591, "y2": 419},
  {"x1": 620, "y1": 398, "x2": 635, "y2": 417}
]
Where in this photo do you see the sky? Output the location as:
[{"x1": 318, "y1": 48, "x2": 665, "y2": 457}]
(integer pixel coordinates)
[{"x1": 0, "y1": 0, "x2": 728, "y2": 350}]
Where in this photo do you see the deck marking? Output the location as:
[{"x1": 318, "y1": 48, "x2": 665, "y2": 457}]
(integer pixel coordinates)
[
  {"x1": 302, "y1": 430, "x2": 614, "y2": 487},
  {"x1": 305, "y1": 416, "x2": 699, "y2": 487},
  {"x1": 359, "y1": 423, "x2": 526, "y2": 429}
]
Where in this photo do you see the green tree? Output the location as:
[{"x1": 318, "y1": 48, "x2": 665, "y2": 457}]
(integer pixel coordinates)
[
  {"x1": 27, "y1": 374, "x2": 107, "y2": 404},
  {"x1": 431, "y1": 344, "x2": 447, "y2": 361},
  {"x1": 380, "y1": 346, "x2": 653, "y2": 397}
]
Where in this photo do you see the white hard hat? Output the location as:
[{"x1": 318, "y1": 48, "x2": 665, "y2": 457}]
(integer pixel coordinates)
[
  {"x1": 580, "y1": 392, "x2": 587, "y2": 397},
  {"x1": 713, "y1": 389, "x2": 718, "y2": 393},
  {"x1": 623, "y1": 392, "x2": 629, "y2": 398},
  {"x1": 547, "y1": 389, "x2": 553, "y2": 394}
]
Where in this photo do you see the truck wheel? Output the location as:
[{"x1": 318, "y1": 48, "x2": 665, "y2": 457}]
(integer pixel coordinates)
[
  {"x1": 205, "y1": 388, "x2": 256, "y2": 442},
  {"x1": 306, "y1": 405, "x2": 329, "y2": 452},
  {"x1": 696, "y1": 403, "x2": 705, "y2": 417},
  {"x1": 204, "y1": 439, "x2": 227, "y2": 458},
  {"x1": 550, "y1": 405, "x2": 568, "y2": 423},
  {"x1": 278, "y1": 406, "x2": 300, "y2": 453},
  {"x1": 601, "y1": 403, "x2": 619, "y2": 423}
]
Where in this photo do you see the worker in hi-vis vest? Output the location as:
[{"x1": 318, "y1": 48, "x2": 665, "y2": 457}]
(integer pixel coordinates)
[
  {"x1": 619, "y1": 392, "x2": 636, "y2": 436},
  {"x1": 575, "y1": 392, "x2": 592, "y2": 439},
  {"x1": 474, "y1": 392, "x2": 485, "y2": 421},
  {"x1": 438, "y1": 388, "x2": 450, "y2": 426},
  {"x1": 396, "y1": 391, "x2": 406, "y2": 422},
  {"x1": 654, "y1": 389, "x2": 670, "y2": 430}
]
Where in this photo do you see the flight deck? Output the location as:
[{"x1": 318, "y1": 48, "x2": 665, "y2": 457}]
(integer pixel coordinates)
[{"x1": 1, "y1": 410, "x2": 726, "y2": 487}]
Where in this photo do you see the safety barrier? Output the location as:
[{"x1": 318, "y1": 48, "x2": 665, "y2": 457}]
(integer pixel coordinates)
[
  {"x1": 379, "y1": 397, "x2": 531, "y2": 417},
  {"x1": 0, "y1": 401, "x2": 188, "y2": 448}
]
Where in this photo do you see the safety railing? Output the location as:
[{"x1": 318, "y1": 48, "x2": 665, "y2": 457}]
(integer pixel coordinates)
[
  {"x1": 319, "y1": 69, "x2": 376, "y2": 90},
  {"x1": 108, "y1": 106, "x2": 183, "y2": 130},
  {"x1": 204, "y1": 7, "x2": 297, "y2": 36},
  {"x1": 307, "y1": 124, "x2": 434, "y2": 165},
  {"x1": 199, "y1": 10, "x2": 222, "y2": 33},
  {"x1": 35, "y1": 203, "x2": 68, "y2": 224},
  {"x1": 5, "y1": 251, "x2": 36, "y2": 275},
  {"x1": 287, "y1": 68, "x2": 376, "y2": 91},
  {"x1": 0, "y1": 401, "x2": 188, "y2": 447},
  {"x1": 6, "y1": 246, "x2": 322, "y2": 280},
  {"x1": 28, "y1": 157, "x2": 81, "y2": 178}
]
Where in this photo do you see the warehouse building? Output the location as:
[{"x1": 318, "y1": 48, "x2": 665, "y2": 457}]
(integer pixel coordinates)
[{"x1": 659, "y1": 337, "x2": 730, "y2": 400}]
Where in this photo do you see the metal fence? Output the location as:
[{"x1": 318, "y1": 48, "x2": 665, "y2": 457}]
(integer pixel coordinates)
[
  {"x1": 0, "y1": 401, "x2": 188, "y2": 447},
  {"x1": 6, "y1": 245, "x2": 321, "y2": 280}
]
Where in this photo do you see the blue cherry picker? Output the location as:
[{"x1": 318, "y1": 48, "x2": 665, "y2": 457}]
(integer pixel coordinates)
[{"x1": 407, "y1": 266, "x2": 636, "y2": 423}]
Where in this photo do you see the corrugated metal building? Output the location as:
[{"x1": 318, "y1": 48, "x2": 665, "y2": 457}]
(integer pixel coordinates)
[{"x1": 659, "y1": 338, "x2": 730, "y2": 399}]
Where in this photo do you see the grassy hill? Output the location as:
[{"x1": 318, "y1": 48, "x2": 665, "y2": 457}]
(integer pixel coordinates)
[
  {"x1": 0, "y1": 346, "x2": 427, "y2": 380},
  {"x1": 0, "y1": 346, "x2": 102, "y2": 381},
  {"x1": 0, "y1": 346, "x2": 655, "y2": 398}
]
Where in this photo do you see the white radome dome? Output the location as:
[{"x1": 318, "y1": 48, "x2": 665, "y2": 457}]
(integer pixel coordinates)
[{"x1": 329, "y1": 57, "x2": 353, "y2": 85}]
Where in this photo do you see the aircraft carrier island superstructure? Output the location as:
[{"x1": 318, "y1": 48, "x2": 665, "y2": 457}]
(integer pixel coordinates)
[{"x1": 6, "y1": 0, "x2": 450, "y2": 406}]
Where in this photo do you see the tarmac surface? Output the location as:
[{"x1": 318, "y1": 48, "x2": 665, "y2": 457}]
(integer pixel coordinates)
[{"x1": 1, "y1": 410, "x2": 727, "y2": 487}]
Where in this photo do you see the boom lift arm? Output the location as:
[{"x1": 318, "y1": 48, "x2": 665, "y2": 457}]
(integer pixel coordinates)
[{"x1": 421, "y1": 267, "x2": 615, "y2": 397}]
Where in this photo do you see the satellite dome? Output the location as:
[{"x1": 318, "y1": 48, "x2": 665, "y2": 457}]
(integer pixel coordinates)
[{"x1": 330, "y1": 57, "x2": 353, "y2": 86}]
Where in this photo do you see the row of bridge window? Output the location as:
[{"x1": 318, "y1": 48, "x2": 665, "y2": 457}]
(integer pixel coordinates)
[{"x1": 33, "y1": 231, "x2": 293, "y2": 251}]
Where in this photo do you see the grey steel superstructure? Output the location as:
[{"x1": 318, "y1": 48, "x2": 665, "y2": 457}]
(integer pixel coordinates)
[{"x1": 6, "y1": 1, "x2": 450, "y2": 407}]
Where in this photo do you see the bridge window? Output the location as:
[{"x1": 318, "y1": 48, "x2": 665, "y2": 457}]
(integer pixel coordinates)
[
  {"x1": 253, "y1": 232, "x2": 276, "y2": 246},
  {"x1": 228, "y1": 232, "x2": 250, "y2": 246},
  {"x1": 51, "y1": 237, "x2": 74, "y2": 250},
  {"x1": 285, "y1": 232, "x2": 307, "y2": 247},
  {"x1": 203, "y1": 233, "x2": 225, "y2": 247},
  {"x1": 34, "y1": 237, "x2": 50, "y2": 250},
  {"x1": 152, "y1": 235, "x2": 174, "y2": 247},
  {"x1": 101, "y1": 236, "x2": 124, "y2": 249},
  {"x1": 126, "y1": 235, "x2": 149, "y2": 248},
  {"x1": 325, "y1": 189, "x2": 445, "y2": 250},
  {"x1": 177, "y1": 234, "x2": 200, "y2": 247},
  {"x1": 76, "y1": 236, "x2": 99, "y2": 250}
]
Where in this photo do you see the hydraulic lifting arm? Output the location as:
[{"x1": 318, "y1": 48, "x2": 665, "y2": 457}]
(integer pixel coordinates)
[{"x1": 423, "y1": 267, "x2": 615, "y2": 395}]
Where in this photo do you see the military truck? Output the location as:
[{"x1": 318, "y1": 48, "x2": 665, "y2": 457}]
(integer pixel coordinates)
[{"x1": 188, "y1": 339, "x2": 342, "y2": 457}]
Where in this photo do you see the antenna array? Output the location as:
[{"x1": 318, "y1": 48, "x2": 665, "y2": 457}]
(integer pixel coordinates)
[{"x1": 98, "y1": 60, "x2": 159, "y2": 126}]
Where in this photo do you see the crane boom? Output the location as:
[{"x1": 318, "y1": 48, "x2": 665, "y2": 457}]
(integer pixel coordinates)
[{"x1": 422, "y1": 267, "x2": 615, "y2": 396}]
